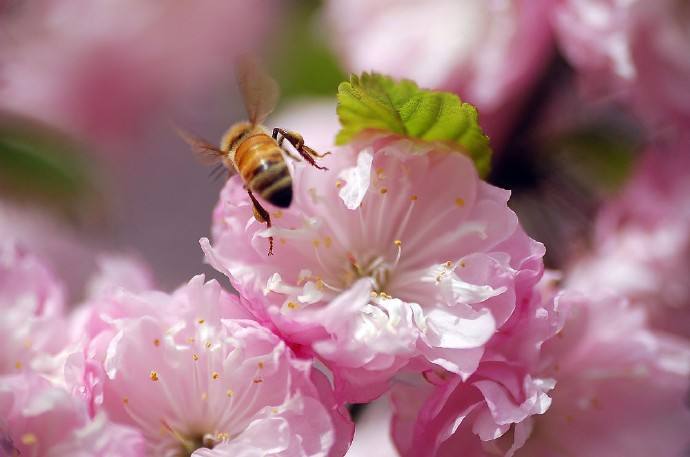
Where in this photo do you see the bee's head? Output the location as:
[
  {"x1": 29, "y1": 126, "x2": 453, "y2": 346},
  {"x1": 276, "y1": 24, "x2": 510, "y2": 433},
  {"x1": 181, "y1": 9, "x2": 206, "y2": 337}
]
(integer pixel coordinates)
[{"x1": 220, "y1": 121, "x2": 256, "y2": 153}]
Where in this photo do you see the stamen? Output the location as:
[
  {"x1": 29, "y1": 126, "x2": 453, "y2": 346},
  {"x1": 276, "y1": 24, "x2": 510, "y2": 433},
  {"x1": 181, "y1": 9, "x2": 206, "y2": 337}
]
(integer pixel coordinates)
[
  {"x1": 149, "y1": 371, "x2": 159, "y2": 381},
  {"x1": 312, "y1": 241, "x2": 342, "y2": 284},
  {"x1": 226, "y1": 389, "x2": 234, "y2": 397},
  {"x1": 153, "y1": 338, "x2": 160, "y2": 347},
  {"x1": 212, "y1": 372, "x2": 220, "y2": 380},
  {"x1": 14, "y1": 361, "x2": 21, "y2": 370},
  {"x1": 392, "y1": 240, "x2": 403, "y2": 269},
  {"x1": 455, "y1": 197, "x2": 465, "y2": 207},
  {"x1": 193, "y1": 354, "x2": 199, "y2": 361},
  {"x1": 161, "y1": 419, "x2": 196, "y2": 454},
  {"x1": 379, "y1": 187, "x2": 388, "y2": 194},
  {"x1": 197, "y1": 319, "x2": 205, "y2": 325}
]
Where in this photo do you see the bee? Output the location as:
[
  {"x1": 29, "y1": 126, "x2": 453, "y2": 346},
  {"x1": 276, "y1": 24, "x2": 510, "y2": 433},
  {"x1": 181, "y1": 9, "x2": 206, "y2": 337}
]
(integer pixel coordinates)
[{"x1": 178, "y1": 57, "x2": 329, "y2": 255}]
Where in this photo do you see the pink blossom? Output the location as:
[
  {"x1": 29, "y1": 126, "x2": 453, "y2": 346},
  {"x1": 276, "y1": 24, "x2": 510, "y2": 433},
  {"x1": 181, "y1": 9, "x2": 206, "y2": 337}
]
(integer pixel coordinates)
[
  {"x1": 0, "y1": 0, "x2": 274, "y2": 147},
  {"x1": 0, "y1": 200, "x2": 102, "y2": 302},
  {"x1": 202, "y1": 135, "x2": 545, "y2": 402},
  {"x1": 553, "y1": 0, "x2": 690, "y2": 130},
  {"x1": 321, "y1": 0, "x2": 555, "y2": 147},
  {"x1": 0, "y1": 242, "x2": 68, "y2": 375},
  {"x1": 72, "y1": 275, "x2": 353, "y2": 456},
  {"x1": 390, "y1": 286, "x2": 690, "y2": 456},
  {"x1": 0, "y1": 372, "x2": 144, "y2": 456},
  {"x1": 390, "y1": 272, "x2": 567, "y2": 457},
  {"x1": 568, "y1": 139, "x2": 690, "y2": 337}
]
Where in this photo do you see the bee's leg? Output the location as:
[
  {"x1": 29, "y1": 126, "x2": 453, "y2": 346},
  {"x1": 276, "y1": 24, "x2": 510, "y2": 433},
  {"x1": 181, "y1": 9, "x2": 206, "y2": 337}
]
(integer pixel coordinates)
[
  {"x1": 246, "y1": 188, "x2": 274, "y2": 256},
  {"x1": 271, "y1": 128, "x2": 302, "y2": 162},
  {"x1": 274, "y1": 127, "x2": 329, "y2": 170}
]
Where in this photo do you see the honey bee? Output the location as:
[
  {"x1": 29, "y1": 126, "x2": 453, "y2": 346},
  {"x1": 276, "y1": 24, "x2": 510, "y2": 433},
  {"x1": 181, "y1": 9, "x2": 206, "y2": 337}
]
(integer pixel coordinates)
[{"x1": 178, "y1": 57, "x2": 329, "y2": 255}]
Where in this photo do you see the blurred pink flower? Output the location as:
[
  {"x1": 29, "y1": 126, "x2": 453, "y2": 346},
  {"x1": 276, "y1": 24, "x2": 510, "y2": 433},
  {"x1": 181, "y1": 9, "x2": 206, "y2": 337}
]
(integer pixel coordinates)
[
  {"x1": 322, "y1": 0, "x2": 555, "y2": 148},
  {"x1": 0, "y1": 201, "x2": 104, "y2": 302},
  {"x1": 202, "y1": 135, "x2": 544, "y2": 402},
  {"x1": 554, "y1": 0, "x2": 690, "y2": 130},
  {"x1": 390, "y1": 287, "x2": 690, "y2": 456},
  {"x1": 0, "y1": 0, "x2": 274, "y2": 147},
  {"x1": 568, "y1": 139, "x2": 690, "y2": 337},
  {"x1": 72, "y1": 275, "x2": 352, "y2": 456},
  {"x1": 0, "y1": 241, "x2": 68, "y2": 375},
  {"x1": 0, "y1": 372, "x2": 144, "y2": 456}
]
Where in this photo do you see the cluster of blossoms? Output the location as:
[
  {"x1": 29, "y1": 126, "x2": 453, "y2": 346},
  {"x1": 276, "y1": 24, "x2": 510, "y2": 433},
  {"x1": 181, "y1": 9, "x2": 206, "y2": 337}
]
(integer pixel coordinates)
[
  {"x1": 4, "y1": 113, "x2": 688, "y2": 455},
  {"x1": 2, "y1": 1, "x2": 690, "y2": 454}
]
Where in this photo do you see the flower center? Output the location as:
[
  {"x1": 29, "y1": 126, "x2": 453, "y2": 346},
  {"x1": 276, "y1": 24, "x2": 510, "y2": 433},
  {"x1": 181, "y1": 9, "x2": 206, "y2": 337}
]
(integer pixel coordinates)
[
  {"x1": 162, "y1": 421, "x2": 228, "y2": 457},
  {"x1": 341, "y1": 239, "x2": 403, "y2": 295}
]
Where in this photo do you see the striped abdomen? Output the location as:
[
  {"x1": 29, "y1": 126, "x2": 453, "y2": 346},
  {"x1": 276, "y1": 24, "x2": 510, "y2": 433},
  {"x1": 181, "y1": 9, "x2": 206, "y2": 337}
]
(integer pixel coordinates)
[{"x1": 235, "y1": 133, "x2": 293, "y2": 208}]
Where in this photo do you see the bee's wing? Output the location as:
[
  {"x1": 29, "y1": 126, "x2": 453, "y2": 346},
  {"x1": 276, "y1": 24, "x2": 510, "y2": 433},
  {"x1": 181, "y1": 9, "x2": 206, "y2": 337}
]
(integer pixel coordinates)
[
  {"x1": 174, "y1": 126, "x2": 233, "y2": 171},
  {"x1": 235, "y1": 55, "x2": 280, "y2": 126}
]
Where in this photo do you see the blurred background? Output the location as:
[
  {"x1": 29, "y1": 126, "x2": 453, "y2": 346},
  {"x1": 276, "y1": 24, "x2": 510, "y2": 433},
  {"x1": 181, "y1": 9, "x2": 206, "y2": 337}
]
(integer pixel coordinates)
[{"x1": 0, "y1": 0, "x2": 686, "y2": 302}]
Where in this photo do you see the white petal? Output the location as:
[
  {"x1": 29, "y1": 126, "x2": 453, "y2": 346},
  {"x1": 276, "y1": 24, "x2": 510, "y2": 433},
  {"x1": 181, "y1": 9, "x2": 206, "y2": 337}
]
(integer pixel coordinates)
[
  {"x1": 338, "y1": 148, "x2": 373, "y2": 210},
  {"x1": 425, "y1": 308, "x2": 495, "y2": 349},
  {"x1": 422, "y1": 264, "x2": 506, "y2": 304}
]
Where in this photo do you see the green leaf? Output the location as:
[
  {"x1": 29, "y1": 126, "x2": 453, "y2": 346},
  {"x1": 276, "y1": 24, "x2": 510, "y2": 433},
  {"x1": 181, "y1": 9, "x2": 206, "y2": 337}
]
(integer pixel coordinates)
[
  {"x1": 0, "y1": 114, "x2": 99, "y2": 219},
  {"x1": 336, "y1": 73, "x2": 492, "y2": 176}
]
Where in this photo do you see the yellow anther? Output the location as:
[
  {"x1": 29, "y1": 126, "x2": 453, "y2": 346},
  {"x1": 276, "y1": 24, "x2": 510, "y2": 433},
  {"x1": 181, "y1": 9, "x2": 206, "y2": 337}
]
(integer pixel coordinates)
[
  {"x1": 205, "y1": 341, "x2": 212, "y2": 349},
  {"x1": 410, "y1": 195, "x2": 418, "y2": 201},
  {"x1": 380, "y1": 187, "x2": 388, "y2": 194},
  {"x1": 455, "y1": 197, "x2": 465, "y2": 207},
  {"x1": 370, "y1": 291, "x2": 378, "y2": 298},
  {"x1": 394, "y1": 240, "x2": 402, "y2": 247},
  {"x1": 258, "y1": 362, "x2": 265, "y2": 369},
  {"x1": 287, "y1": 301, "x2": 299, "y2": 310},
  {"x1": 335, "y1": 180, "x2": 344, "y2": 189},
  {"x1": 192, "y1": 354, "x2": 199, "y2": 361},
  {"x1": 14, "y1": 361, "x2": 22, "y2": 370},
  {"x1": 273, "y1": 210, "x2": 284, "y2": 219},
  {"x1": 226, "y1": 389, "x2": 234, "y2": 397},
  {"x1": 212, "y1": 372, "x2": 220, "y2": 380},
  {"x1": 21, "y1": 433, "x2": 37, "y2": 445},
  {"x1": 312, "y1": 239, "x2": 320, "y2": 248},
  {"x1": 197, "y1": 319, "x2": 205, "y2": 325},
  {"x1": 324, "y1": 236, "x2": 333, "y2": 248},
  {"x1": 460, "y1": 260, "x2": 467, "y2": 268},
  {"x1": 153, "y1": 338, "x2": 160, "y2": 347},
  {"x1": 186, "y1": 337, "x2": 195, "y2": 343},
  {"x1": 149, "y1": 371, "x2": 159, "y2": 381},
  {"x1": 122, "y1": 397, "x2": 129, "y2": 405},
  {"x1": 444, "y1": 261, "x2": 453, "y2": 268}
]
